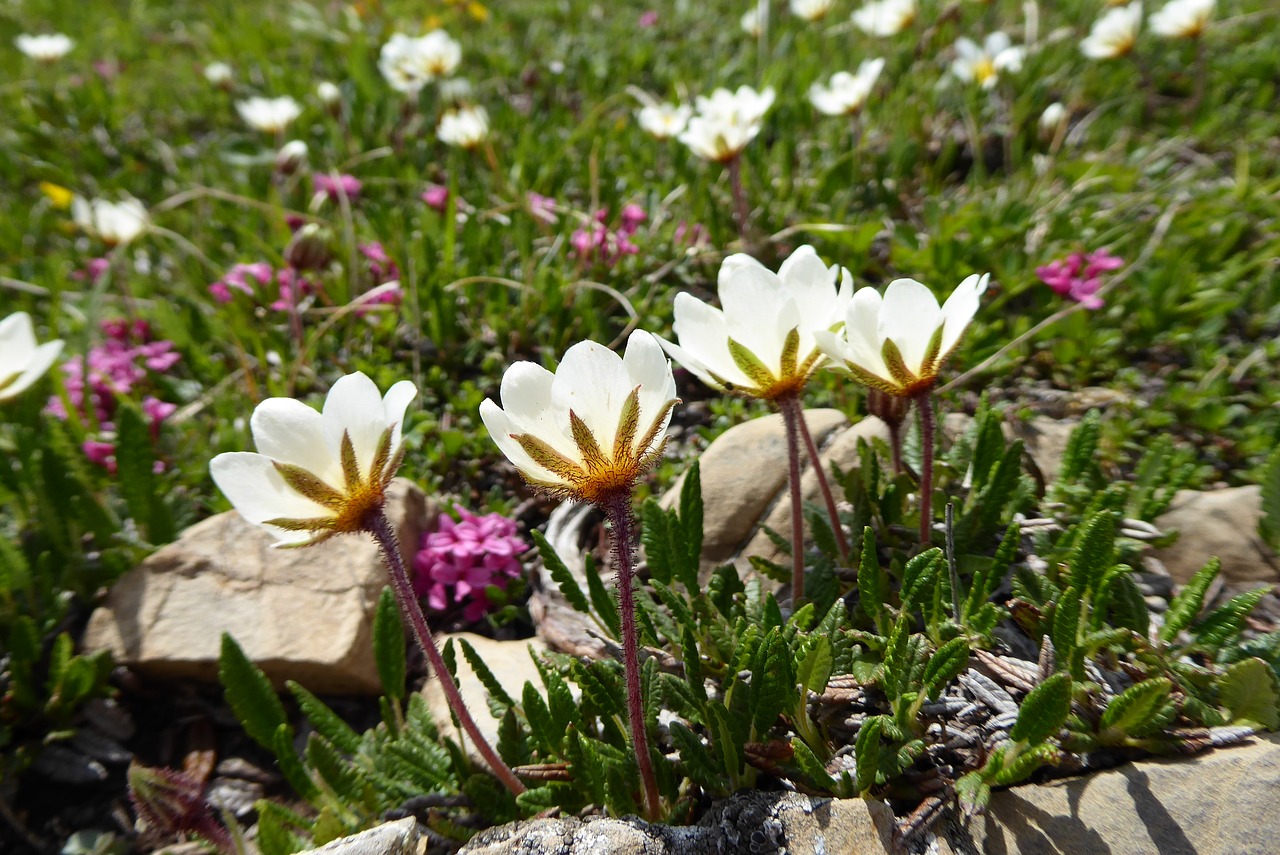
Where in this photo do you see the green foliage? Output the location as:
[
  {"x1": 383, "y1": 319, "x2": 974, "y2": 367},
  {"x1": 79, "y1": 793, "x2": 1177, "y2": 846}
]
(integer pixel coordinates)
[{"x1": 372, "y1": 587, "x2": 407, "y2": 702}]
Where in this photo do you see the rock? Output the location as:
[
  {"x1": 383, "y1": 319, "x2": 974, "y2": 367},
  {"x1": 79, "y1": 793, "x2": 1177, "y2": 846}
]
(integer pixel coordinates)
[
  {"x1": 965, "y1": 733, "x2": 1280, "y2": 855},
  {"x1": 459, "y1": 790, "x2": 899, "y2": 855},
  {"x1": 307, "y1": 817, "x2": 419, "y2": 855},
  {"x1": 662, "y1": 408, "x2": 848, "y2": 569},
  {"x1": 1153, "y1": 487, "x2": 1279, "y2": 587},
  {"x1": 1010, "y1": 415, "x2": 1079, "y2": 484},
  {"x1": 82, "y1": 479, "x2": 430, "y2": 695},
  {"x1": 423, "y1": 633, "x2": 547, "y2": 753}
]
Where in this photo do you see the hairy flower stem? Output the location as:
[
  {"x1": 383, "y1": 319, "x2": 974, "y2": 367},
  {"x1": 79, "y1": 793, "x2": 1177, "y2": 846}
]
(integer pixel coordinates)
[
  {"x1": 726, "y1": 155, "x2": 749, "y2": 239},
  {"x1": 780, "y1": 394, "x2": 849, "y2": 564},
  {"x1": 364, "y1": 509, "x2": 526, "y2": 796},
  {"x1": 778, "y1": 397, "x2": 807, "y2": 602},
  {"x1": 888, "y1": 423, "x2": 904, "y2": 477},
  {"x1": 914, "y1": 391, "x2": 937, "y2": 545},
  {"x1": 600, "y1": 494, "x2": 662, "y2": 820}
]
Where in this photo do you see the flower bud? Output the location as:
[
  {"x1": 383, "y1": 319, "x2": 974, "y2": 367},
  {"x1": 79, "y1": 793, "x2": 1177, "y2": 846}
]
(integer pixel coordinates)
[
  {"x1": 317, "y1": 81, "x2": 341, "y2": 108},
  {"x1": 284, "y1": 223, "x2": 333, "y2": 271},
  {"x1": 275, "y1": 139, "x2": 309, "y2": 174}
]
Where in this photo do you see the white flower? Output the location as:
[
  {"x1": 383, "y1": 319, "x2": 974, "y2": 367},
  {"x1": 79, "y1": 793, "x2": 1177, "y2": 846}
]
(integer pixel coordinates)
[
  {"x1": 1081, "y1": 2, "x2": 1143, "y2": 59},
  {"x1": 480, "y1": 331, "x2": 678, "y2": 504},
  {"x1": 15, "y1": 33, "x2": 73, "y2": 62},
  {"x1": 316, "y1": 81, "x2": 341, "y2": 105},
  {"x1": 1039, "y1": 101, "x2": 1068, "y2": 132},
  {"x1": 378, "y1": 31, "x2": 461, "y2": 94},
  {"x1": 809, "y1": 59, "x2": 886, "y2": 116},
  {"x1": 678, "y1": 85, "x2": 775, "y2": 162},
  {"x1": 71, "y1": 195, "x2": 150, "y2": 246},
  {"x1": 438, "y1": 77, "x2": 474, "y2": 104},
  {"x1": 791, "y1": 0, "x2": 837, "y2": 22},
  {"x1": 1149, "y1": 0, "x2": 1213, "y2": 38},
  {"x1": 210, "y1": 373, "x2": 417, "y2": 547},
  {"x1": 741, "y1": 6, "x2": 764, "y2": 37},
  {"x1": 438, "y1": 105, "x2": 489, "y2": 149},
  {"x1": 0, "y1": 312, "x2": 63, "y2": 403},
  {"x1": 637, "y1": 102, "x2": 693, "y2": 140},
  {"x1": 852, "y1": 0, "x2": 917, "y2": 37},
  {"x1": 204, "y1": 62, "x2": 233, "y2": 86},
  {"x1": 276, "y1": 139, "x2": 309, "y2": 173},
  {"x1": 658, "y1": 246, "x2": 854, "y2": 401},
  {"x1": 951, "y1": 32, "x2": 1025, "y2": 89},
  {"x1": 236, "y1": 96, "x2": 302, "y2": 134},
  {"x1": 816, "y1": 274, "x2": 989, "y2": 397}
]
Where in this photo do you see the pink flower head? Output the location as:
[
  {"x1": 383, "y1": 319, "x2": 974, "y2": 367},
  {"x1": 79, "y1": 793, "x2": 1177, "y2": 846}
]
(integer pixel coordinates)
[
  {"x1": 72, "y1": 257, "x2": 112, "y2": 285},
  {"x1": 570, "y1": 207, "x2": 646, "y2": 266},
  {"x1": 527, "y1": 192, "x2": 558, "y2": 224},
  {"x1": 673, "y1": 220, "x2": 710, "y2": 249},
  {"x1": 313, "y1": 173, "x2": 362, "y2": 202},
  {"x1": 84, "y1": 440, "x2": 117, "y2": 474},
  {"x1": 412, "y1": 506, "x2": 528, "y2": 622},
  {"x1": 270, "y1": 267, "x2": 314, "y2": 312},
  {"x1": 359, "y1": 242, "x2": 400, "y2": 284},
  {"x1": 421, "y1": 184, "x2": 449, "y2": 212},
  {"x1": 619, "y1": 203, "x2": 647, "y2": 233},
  {"x1": 210, "y1": 262, "x2": 274, "y2": 302},
  {"x1": 638, "y1": 10, "x2": 659, "y2": 27},
  {"x1": 1035, "y1": 249, "x2": 1123, "y2": 310}
]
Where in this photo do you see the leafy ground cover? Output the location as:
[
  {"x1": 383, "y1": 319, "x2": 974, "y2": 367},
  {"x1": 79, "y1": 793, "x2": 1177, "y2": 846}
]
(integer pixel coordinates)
[{"x1": 2, "y1": 0, "x2": 1279, "y2": 851}]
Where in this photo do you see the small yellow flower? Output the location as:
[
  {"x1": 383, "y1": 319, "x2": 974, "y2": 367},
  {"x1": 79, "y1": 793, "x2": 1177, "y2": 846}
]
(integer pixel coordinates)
[
  {"x1": 40, "y1": 182, "x2": 74, "y2": 210},
  {"x1": 468, "y1": 2, "x2": 490, "y2": 22}
]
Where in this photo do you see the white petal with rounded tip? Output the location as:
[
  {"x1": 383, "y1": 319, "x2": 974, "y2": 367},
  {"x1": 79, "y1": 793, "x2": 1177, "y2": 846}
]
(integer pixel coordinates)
[
  {"x1": 879, "y1": 279, "x2": 941, "y2": 374},
  {"x1": 718, "y1": 253, "x2": 766, "y2": 290},
  {"x1": 813, "y1": 329, "x2": 850, "y2": 367},
  {"x1": 479, "y1": 399, "x2": 563, "y2": 485},
  {"x1": 670, "y1": 293, "x2": 753, "y2": 388},
  {"x1": 719, "y1": 265, "x2": 795, "y2": 372},
  {"x1": 938, "y1": 273, "x2": 988, "y2": 357},
  {"x1": 622, "y1": 331, "x2": 677, "y2": 452},
  {"x1": 381, "y1": 380, "x2": 418, "y2": 457},
  {"x1": 498, "y1": 361, "x2": 580, "y2": 462},
  {"x1": 552, "y1": 340, "x2": 632, "y2": 449},
  {"x1": 1, "y1": 340, "x2": 63, "y2": 401},
  {"x1": 210, "y1": 452, "x2": 332, "y2": 545},
  {"x1": 781, "y1": 246, "x2": 842, "y2": 331},
  {"x1": 250, "y1": 398, "x2": 337, "y2": 484},
  {"x1": 322, "y1": 373, "x2": 388, "y2": 477},
  {"x1": 0, "y1": 312, "x2": 36, "y2": 368},
  {"x1": 842, "y1": 287, "x2": 892, "y2": 380},
  {"x1": 986, "y1": 31, "x2": 1012, "y2": 55}
]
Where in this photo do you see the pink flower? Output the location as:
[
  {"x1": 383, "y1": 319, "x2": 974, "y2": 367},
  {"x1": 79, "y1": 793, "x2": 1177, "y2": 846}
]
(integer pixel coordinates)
[
  {"x1": 313, "y1": 173, "x2": 362, "y2": 202},
  {"x1": 84, "y1": 440, "x2": 117, "y2": 474},
  {"x1": 1035, "y1": 250, "x2": 1123, "y2": 310},
  {"x1": 209, "y1": 262, "x2": 274, "y2": 302},
  {"x1": 570, "y1": 206, "x2": 647, "y2": 266},
  {"x1": 412, "y1": 506, "x2": 528, "y2": 622},
  {"x1": 359, "y1": 242, "x2": 400, "y2": 283},
  {"x1": 619, "y1": 203, "x2": 647, "y2": 233},
  {"x1": 638, "y1": 10, "x2": 659, "y2": 27},
  {"x1": 72, "y1": 257, "x2": 112, "y2": 285},
  {"x1": 421, "y1": 183, "x2": 450, "y2": 212},
  {"x1": 270, "y1": 268, "x2": 314, "y2": 312},
  {"x1": 527, "y1": 192, "x2": 558, "y2": 224}
]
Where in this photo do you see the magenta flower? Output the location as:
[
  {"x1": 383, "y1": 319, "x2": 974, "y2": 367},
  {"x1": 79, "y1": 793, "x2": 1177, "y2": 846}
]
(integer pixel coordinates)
[
  {"x1": 527, "y1": 192, "x2": 558, "y2": 224},
  {"x1": 620, "y1": 203, "x2": 647, "y2": 232},
  {"x1": 209, "y1": 262, "x2": 274, "y2": 303},
  {"x1": 1035, "y1": 250, "x2": 1123, "y2": 310},
  {"x1": 421, "y1": 183, "x2": 450, "y2": 212},
  {"x1": 570, "y1": 205, "x2": 647, "y2": 266},
  {"x1": 359, "y1": 242, "x2": 400, "y2": 284},
  {"x1": 313, "y1": 173, "x2": 362, "y2": 202},
  {"x1": 638, "y1": 10, "x2": 659, "y2": 27},
  {"x1": 412, "y1": 506, "x2": 528, "y2": 622}
]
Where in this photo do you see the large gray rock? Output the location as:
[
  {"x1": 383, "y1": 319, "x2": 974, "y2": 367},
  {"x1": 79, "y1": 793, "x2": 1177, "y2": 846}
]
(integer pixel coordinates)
[
  {"x1": 460, "y1": 790, "x2": 898, "y2": 855},
  {"x1": 307, "y1": 817, "x2": 419, "y2": 855},
  {"x1": 423, "y1": 633, "x2": 548, "y2": 753},
  {"x1": 1153, "y1": 486, "x2": 1279, "y2": 587},
  {"x1": 82, "y1": 479, "x2": 430, "y2": 695},
  {"x1": 968, "y1": 733, "x2": 1280, "y2": 854}
]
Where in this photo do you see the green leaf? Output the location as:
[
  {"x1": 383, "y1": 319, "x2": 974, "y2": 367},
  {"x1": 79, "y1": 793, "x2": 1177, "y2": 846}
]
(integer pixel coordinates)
[
  {"x1": 991, "y1": 742, "x2": 1059, "y2": 786},
  {"x1": 678, "y1": 461, "x2": 704, "y2": 592},
  {"x1": 854, "y1": 715, "x2": 884, "y2": 793},
  {"x1": 640, "y1": 499, "x2": 674, "y2": 586},
  {"x1": 460, "y1": 638, "x2": 515, "y2": 714},
  {"x1": 521, "y1": 681, "x2": 556, "y2": 755},
  {"x1": 670, "y1": 722, "x2": 723, "y2": 791},
  {"x1": 954, "y1": 770, "x2": 991, "y2": 815},
  {"x1": 372, "y1": 586, "x2": 406, "y2": 701},
  {"x1": 218, "y1": 633, "x2": 288, "y2": 750},
  {"x1": 1194, "y1": 587, "x2": 1269, "y2": 653},
  {"x1": 288, "y1": 682, "x2": 361, "y2": 756},
  {"x1": 796, "y1": 636, "x2": 834, "y2": 695},
  {"x1": 1160, "y1": 558, "x2": 1220, "y2": 643},
  {"x1": 1068, "y1": 512, "x2": 1116, "y2": 596},
  {"x1": 1258, "y1": 447, "x2": 1280, "y2": 551},
  {"x1": 273, "y1": 724, "x2": 318, "y2": 801},
  {"x1": 533, "y1": 530, "x2": 591, "y2": 615},
  {"x1": 857, "y1": 527, "x2": 886, "y2": 628},
  {"x1": 900, "y1": 549, "x2": 944, "y2": 614},
  {"x1": 1010, "y1": 672, "x2": 1072, "y2": 745},
  {"x1": 791, "y1": 737, "x2": 837, "y2": 789},
  {"x1": 584, "y1": 553, "x2": 620, "y2": 637},
  {"x1": 923, "y1": 638, "x2": 969, "y2": 699},
  {"x1": 1100, "y1": 678, "x2": 1173, "y2": 737},
  {"x1": 1220, "y1": 658, "x2": 1280, "y2": 730},
  {"x1": 1051, "y1": 587, "x2": 1082, "y2": 667},
  {"x1": 254, "y1": 800, "x2": 311, "y2": 855},
  {"x1": 115, "y1": 402, "x2": 174, "y2": 543}
]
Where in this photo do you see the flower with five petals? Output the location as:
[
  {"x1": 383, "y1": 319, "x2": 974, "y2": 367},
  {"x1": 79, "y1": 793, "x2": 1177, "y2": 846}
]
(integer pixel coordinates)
[
  {"x1": 210, "y1": 373, "x2": 417, "y2": 547},
  {"x1": 480, "y1": 331, "x2": 678, "y2": 505},
  {"x1": 815, "y1": 274, "x2": 988, "y2": 397}
]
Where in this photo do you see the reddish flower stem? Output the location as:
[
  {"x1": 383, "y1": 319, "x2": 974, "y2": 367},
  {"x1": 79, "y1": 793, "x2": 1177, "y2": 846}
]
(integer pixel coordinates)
[
  {"x1": 914, "y1": 391, "x2": 937, "y2": 545},
  {"x1": 601, "y1": 494, "x2": 662, "y2": 821},
  {"x1": 364, "y1": 509, "x2": 525, "y2": 796},
  {"x1": 778, "y1": 397, "x2": 807, "y2": 602},
  {"x1": 725, "y1": 155, "x2": 749, "y2": 239},
  {"x1": 781, "y1": 394, "x2": 849, "y2": 564}
]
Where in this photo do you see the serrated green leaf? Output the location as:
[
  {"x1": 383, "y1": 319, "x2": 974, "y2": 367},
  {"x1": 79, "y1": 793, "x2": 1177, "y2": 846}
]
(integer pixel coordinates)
[
  {"x1": 857, "y1": 527, "x2": 886, "y2": 627},
  {"x1": 288, "y1": 682, "x2": 361, "y2": 755},
  {"x1": 791, "y1": 737, "x2": 836, "y2": 789},
  {"x1": 1220, "y1": 657, "x2": 1280, "y2": 730},
  {"x1": 218, "y1": 633, "x2": 288, "y2": 750},
  {"x1": 584, "y1": 553, "x2": 620, "y2": 637},
  {"x1": 273, "y1": 724, "x2": 318, "y2": 801},
  {"x1": 1051, "y1": 587, "x2": 1082, "y2": 666},
  {"x1": 749, "y1": 554, "x2": 791, "y2": 584},
  {"x1": 1194, "y1": 587, "x2": 1269, "y2": 653},
  {"x1": 372, "y1": 586, "x2": 406, "y2": 701},
  {"x1": 1068, "y1": 512, "x2": 1116, "y2": 596},
  {"x1": 640, "y1": 499, "x2": 674, "y2": 586},
  {"x1": 678, "y1": 461, "x2": 704, "y2": 592},
  {"x1": 1161, "y1": 558, "x2": 1220, "y2": 643},
  {"x1": 954, "y1": 770, "x2": 991, "y2": 816},
  {"x1": 670, "y1": 721, "x2": 722, "y2": 790},
  {"x1": 1258, "y1": 448, "x2": 1280, "y2": 550},
  {"x1": 797, "y1": 636, "x2": 834, "y2": 696},
  {"x1": 991, "y1": 742, "x2": 1059, "y2": 786},
  {"x1": 459, "y1": 637, "x2": 515, "y2": 714},
  {"x1": 854, "y1": 716, "x2": 884, "y2": 794},
  {"x1": 533, "y1": 530, "x2": 591, "y2": 615},
  {"x1": 115, "y1": 402, "x2": 174, "y2": 543},
  {"x1": 254, "y1": 800, "x2": 311, "y2": 855},
  {"x1": 1100, "y1": 678, "x2": 1173, "y2": 737},
  {"x1": 923, "y1": 638, "x2": 969, "y2": 699},
  {"x1": 1011, "y1": 672, "x2": 1072, "y2": 745}
]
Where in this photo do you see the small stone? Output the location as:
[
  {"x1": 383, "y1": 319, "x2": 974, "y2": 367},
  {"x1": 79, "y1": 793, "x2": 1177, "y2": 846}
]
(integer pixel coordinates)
[
  {"x1": 306, "y1": 817, "x2": 419, "y2": 855},
  {"x1": 1153, "y1": 486, "x2": 1279, "y2": 588}
]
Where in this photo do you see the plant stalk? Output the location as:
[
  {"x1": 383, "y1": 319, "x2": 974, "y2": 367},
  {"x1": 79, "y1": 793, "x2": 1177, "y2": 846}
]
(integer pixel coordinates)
[
  {"x1": 778, "y1": 397, "x2": 807, "y2": 602},
  {"x1": 914, "y1": 391, "x2": 937, "y2": 545},
  {"x1": 781, "y1": 393, "x2": 849, "y2": 563},
  {"x1": 364, "y1": 509, "x2": 526, "y2": 796},
  {"x1": 725, "y1": 155, "x2": 750, "y2": 239},
  {"x1": 601, "y1": 494, "x2": 662, "y2": 821}
]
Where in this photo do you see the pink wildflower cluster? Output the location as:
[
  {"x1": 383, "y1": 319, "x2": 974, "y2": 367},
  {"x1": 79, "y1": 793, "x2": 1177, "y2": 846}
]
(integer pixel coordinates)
[
  {"x1": 570, "y1": 203, "x2": 647, "y2": 266},
  {"x1": 1035, "y1": 250, "x2": 1123, "y2": 310},
  {"x1": 45, "y1": 319, "x2": 181, "y2": 473},
  {"x1": 208, "y1": 262, "x2": 315, "y2": 312},
  {"x1": 356, "y1": 243, "x2": 403, "y2": 312},
  {"x1": 421, "y1": 183, "x2": 450, "y2": 212},
  {"x1": 412, "y1": 506, "x2": 529, "y2": 622},
  {"x1": 527, "y1": 192, "x2": 558, "y2": 224},
  {"x1": 312, "y1": 173, "x2": 362, "y2": 202}
]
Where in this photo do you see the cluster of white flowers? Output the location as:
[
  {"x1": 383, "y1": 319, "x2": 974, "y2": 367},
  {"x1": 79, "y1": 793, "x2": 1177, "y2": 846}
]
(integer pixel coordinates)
[
  {"x1": 1081, "y1": 0, "x2": 1213, "y2": 59},
  {"x1": 378, "y1": 31, "x2": 462, "y2": 94},
  {"x1": 809, "y1": 58, "x2": 886, "y2": 116},
  {"x1": 438, "y1": 105, "x2": 490, "y2": 149},
  {"x1": 235, "y1": 96, "x2": 303, "y2": 134},
  {"x1": 72, "y1": 195, "x2": 150, "y2": 246},
  {"x1": 15, "y1": 33, "x2": 74, "y2": 62},
  {"x1": 677, "y1": 85, "x2": 776, "y2": 162},
  {"x1": 851, "y1": 0, "x2": 917, "y2": 37}
]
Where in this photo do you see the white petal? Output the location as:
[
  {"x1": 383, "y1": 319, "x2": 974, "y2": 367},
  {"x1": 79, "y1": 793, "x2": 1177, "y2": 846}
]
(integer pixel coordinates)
[
  {"x1": 0, "y1": 339, "x2": 63, "y2": 400},
  {"x1": 718, "y1": 253, "x2": 766, "y2": 290},
  {"x1": 622, "y1": 331, "x2": 677, "y2": 452},
  {"x1": 498, "y1": 360, "x2": 580, "y2": 462},
  {"x1": 322, "y1": 373, "x2": 389, "y2": 478},
  {"x1": 879, "y1": 279, "x2": 941, "y2": 374},
  {"x1": 552, "y1": 340, "x2": 632, "y2": 450},
  {"x1": 719, "y1": 264, "x2": 796, "y2": 374},
  {"x1": 209, "y1": 452, "x2": 332, "y2": 544},
  {"x1": 778, "y1": 245, "x2": 842, "y2": 331},
  {"x1": 986, "y1": 31, "x2": 1012, "y2": 55},
  {"x1": 938, "y1": 273, "x2": 988, "y2": 357},
  {"x1": 380, "y1": 380, "x2": 418, "y2": 458},
  {"x1": 670, "y1": 293, "x2": 753, "y2": 388},
  {"x1": 479, "y1": 398, "x2": 564, "y2": 485},
  {"x1": 249, "y1": 397, "x2": 336, "y2": 484},
  {"x1": 0, "y1": 312, "x2": 36, "y2": 368}
]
